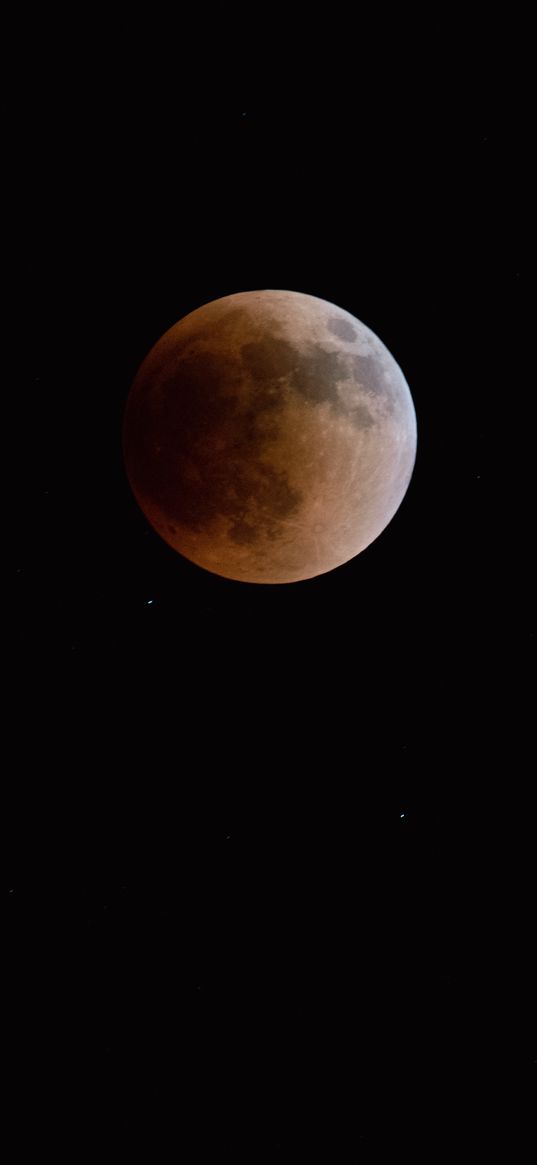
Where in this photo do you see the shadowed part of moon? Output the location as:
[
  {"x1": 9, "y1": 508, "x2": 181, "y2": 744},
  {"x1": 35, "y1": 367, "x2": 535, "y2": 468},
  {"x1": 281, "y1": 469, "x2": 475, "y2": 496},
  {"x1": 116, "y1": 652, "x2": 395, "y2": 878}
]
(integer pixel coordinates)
[
  {"x1": 124, "y1": 341, "x2": 304, "y2": 542},
  {"x1": 123, "y1": 290, "x2": 417, "y2": 583}
]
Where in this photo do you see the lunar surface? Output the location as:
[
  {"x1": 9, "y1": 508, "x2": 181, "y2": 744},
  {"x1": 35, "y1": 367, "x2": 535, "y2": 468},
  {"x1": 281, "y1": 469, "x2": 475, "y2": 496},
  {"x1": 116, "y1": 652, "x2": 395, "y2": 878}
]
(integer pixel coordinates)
[{"x1": 122, "y1": 290, "x2": 417, "y2": 583}]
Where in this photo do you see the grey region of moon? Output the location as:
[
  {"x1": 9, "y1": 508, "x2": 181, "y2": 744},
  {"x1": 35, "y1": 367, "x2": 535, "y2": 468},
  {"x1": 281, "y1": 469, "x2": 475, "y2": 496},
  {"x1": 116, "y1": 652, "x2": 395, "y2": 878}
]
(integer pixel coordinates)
[{"x1": 122, "y1": 290, "x2": 417, "y2": 584}]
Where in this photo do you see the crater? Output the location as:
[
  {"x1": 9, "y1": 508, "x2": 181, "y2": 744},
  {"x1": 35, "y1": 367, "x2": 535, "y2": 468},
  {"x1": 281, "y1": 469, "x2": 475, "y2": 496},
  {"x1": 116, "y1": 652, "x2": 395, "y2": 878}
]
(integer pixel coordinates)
[{"x1": 326, "y1": 316, "x2": 357, "y2": 342}]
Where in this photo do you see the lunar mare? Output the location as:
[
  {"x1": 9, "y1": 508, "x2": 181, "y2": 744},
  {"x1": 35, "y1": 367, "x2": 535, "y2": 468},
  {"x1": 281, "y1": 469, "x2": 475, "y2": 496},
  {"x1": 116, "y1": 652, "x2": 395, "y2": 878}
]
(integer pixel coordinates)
[{"x1": 122, "y1": 290, "x2": 417, "y2": 583}]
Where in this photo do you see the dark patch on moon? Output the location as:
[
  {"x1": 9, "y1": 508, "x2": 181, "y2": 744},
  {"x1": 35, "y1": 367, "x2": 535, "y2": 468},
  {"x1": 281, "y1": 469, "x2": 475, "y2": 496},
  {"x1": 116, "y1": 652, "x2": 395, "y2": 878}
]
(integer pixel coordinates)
[
  {"x1": 292, "y1": 344, "x2": 352, "y2": 406},
  {"x1": 347, "y1": 402, "x2": 375, "y2": 428},
  {"x1": 348, "y1": 354, "x2": 397, "y2": 414},
  {"x1": 241, "y1": 335, "x2": 349, "y2": 407},
  {"x1": 241, "y1": 337, "x2": 298, "y2": 382},
  {"x1": 241, "y1": 334, "x2": 389, "y2": 431},
  {"x1": 327, "y1": 316, "x2": 357, "y2": 342},
  {"x1": 216, "y1": 307, "x2": 251, "y2": 329}
]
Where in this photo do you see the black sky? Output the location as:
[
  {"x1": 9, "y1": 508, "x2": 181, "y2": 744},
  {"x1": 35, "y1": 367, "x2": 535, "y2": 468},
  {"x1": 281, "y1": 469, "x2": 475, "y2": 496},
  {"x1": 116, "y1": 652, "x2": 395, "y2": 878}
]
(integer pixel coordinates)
[{"x1": 9, "y1": 17, "x2": 534, "y2": 1160}]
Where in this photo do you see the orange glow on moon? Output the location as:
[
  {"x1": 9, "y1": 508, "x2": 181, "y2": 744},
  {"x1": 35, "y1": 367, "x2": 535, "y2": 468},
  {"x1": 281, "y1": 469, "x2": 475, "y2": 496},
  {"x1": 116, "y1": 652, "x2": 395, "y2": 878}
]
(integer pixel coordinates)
[{"x1": 123, "y1": 290, "x2": 417, "y2": 583}]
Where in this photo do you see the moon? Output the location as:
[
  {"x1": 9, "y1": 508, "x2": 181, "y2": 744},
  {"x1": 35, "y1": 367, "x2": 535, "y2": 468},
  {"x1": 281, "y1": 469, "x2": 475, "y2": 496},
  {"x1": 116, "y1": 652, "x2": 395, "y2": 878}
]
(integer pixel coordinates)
[{"x1": 122, "y1": 290, "x2": 417, "y2": 584}]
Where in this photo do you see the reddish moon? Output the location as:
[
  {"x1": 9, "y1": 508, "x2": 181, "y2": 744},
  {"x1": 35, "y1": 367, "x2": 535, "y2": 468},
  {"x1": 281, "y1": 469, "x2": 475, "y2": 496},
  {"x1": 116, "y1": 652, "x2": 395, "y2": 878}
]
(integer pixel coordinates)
[{"x1": 122, "y1": 290, "x2": 417, "y2": 583}]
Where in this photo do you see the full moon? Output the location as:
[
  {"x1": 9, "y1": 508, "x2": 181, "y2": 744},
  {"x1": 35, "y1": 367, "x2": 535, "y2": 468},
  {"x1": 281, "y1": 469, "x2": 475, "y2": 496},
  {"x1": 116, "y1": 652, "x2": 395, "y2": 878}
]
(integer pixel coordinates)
[{"x1": 123, "y1": 290, "x2": 417, "y2": 584}]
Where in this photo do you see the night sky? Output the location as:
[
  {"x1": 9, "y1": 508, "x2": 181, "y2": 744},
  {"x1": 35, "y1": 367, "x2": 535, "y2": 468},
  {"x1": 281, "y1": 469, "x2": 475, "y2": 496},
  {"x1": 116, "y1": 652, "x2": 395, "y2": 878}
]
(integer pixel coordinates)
[{"x1": 9, "y1": 15, "x2": 534, "y2": 1160}]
